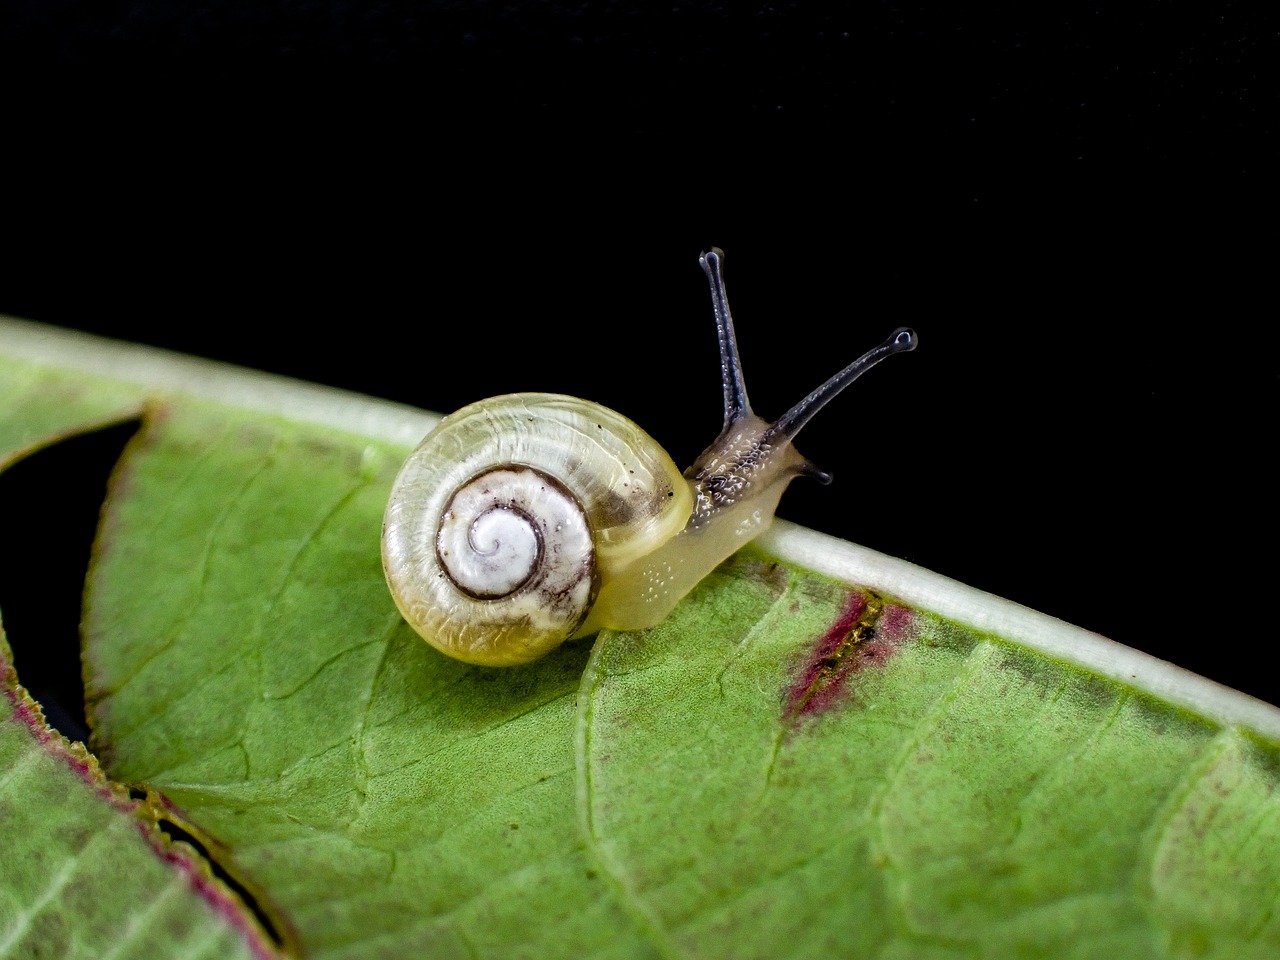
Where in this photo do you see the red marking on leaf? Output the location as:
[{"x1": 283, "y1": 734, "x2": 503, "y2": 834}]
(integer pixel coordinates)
[
  {"x1": 878, "y1": 603, "x2": 911, "y2": 638},
  {"x1": 783, "y1": 594, "x2": 914, "y2": 720},
  {"x1": 783, "y1": 593, "x2": 866, "y2": 718},
  {"x1": 860, "y1": 603, "x2": 912, "y2": 662}
]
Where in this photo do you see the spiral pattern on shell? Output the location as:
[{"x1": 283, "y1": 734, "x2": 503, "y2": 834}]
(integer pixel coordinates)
[{"x1": 382, "y1": 394, "x2": 693, "y2": 666}]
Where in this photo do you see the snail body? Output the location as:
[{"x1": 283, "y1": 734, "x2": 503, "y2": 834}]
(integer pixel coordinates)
[{"x1": 382, "y1": 250, "x2": 916, "y2": 666}]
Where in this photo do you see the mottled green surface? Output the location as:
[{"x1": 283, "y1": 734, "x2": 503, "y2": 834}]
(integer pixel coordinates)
[
  {"x1": 2, "y1": 348, "x2": 1279, "y2": 959},
  {"x1": 0, "y1": 638, "x2": 262, "y2": 960}
]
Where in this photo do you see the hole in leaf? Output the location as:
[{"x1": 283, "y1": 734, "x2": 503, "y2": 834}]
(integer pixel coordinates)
[
  {"x1": 0, "y1": 420, "x2": 141, "y2": 743},
  {"x1": 156, "y1": 817, "x2": 287, "y2": 949}
]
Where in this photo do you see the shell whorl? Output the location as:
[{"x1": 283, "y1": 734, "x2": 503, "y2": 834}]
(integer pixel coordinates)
[{"x1": 382, "y1": 394, "x2": 693, "y2": 666}]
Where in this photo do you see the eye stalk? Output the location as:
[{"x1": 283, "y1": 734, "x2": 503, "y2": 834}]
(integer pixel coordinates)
[
  {"x1": 694, "y1": 247, "x2": 918, "y2": 484},
  {"x1": 767, "y1": 325, "x2": 918, "y2": 442},
  {"x1": 698, "y1": 247, "x2": 751, "y2": 428}
]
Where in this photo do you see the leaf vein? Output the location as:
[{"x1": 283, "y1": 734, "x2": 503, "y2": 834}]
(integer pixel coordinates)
[
  {"x1": 0, "y1": 850, "x2": 83, "y2": 956},
  {"x1": 576, "y1": 632, "x2": 688, "y2": 960},
  {"x1": 713, "y1": 574, "x2": 797, "y2": 701}
]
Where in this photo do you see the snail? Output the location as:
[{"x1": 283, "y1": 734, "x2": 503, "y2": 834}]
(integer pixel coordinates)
[{"x1": 382, "y1": 249, "x2": 917, "y2": 667}]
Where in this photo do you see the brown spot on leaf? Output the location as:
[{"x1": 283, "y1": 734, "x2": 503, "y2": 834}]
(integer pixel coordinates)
[{"x1": 736, "y1": 556, "x2": 789, "y2": 598}]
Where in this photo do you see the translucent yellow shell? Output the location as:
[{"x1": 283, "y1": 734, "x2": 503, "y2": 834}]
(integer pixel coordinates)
[{"x1": 381, "y1": 393, "x2": 693, "y2": 666}]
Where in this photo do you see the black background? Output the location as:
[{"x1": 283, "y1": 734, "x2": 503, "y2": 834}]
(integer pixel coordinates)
[{"x1": 1, "y1": 2, "x2": 1277, "y2": 715}]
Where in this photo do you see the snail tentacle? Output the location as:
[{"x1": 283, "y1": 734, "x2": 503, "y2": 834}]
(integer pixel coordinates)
[
  {"x1": 767, "y1": 327, "x2": 918, "y2": 442},
  {"x1": 700, "y1": 247, "x2": 752, "y2": 427}
]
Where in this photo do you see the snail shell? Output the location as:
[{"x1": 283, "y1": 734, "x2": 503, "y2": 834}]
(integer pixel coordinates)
[
  {"x1": 382, "y1": 394, "x2": 693, "y2": 666},
  {"x1": 383, "y1": 249, "x2": 917, "y2": 667}
]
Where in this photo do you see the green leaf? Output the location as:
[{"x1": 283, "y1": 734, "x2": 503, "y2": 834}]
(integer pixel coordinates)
[
  {"x1": 84, "y1": 403, "x2": 654, "y2": 960},
  {"x1": 0, "y1": 637, "x2": 270, "y2": 960},
  {"x1": 0, "y1": 355, "x2": 140, "y2": 466},
  {"x1": 3, "y1": 315, "x2": 1280, "y2": 959},
  {"x1": 580, "y1": 565, "x2": 1280, "y2": 958}
]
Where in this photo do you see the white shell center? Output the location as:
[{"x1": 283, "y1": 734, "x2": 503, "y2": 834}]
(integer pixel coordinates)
[
  {"x1": 453, "y1": 506, "x2": 540, "y2": 597},
  {"x1": 435, "y1": 467, "x2": 593, "y2": 605}
]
